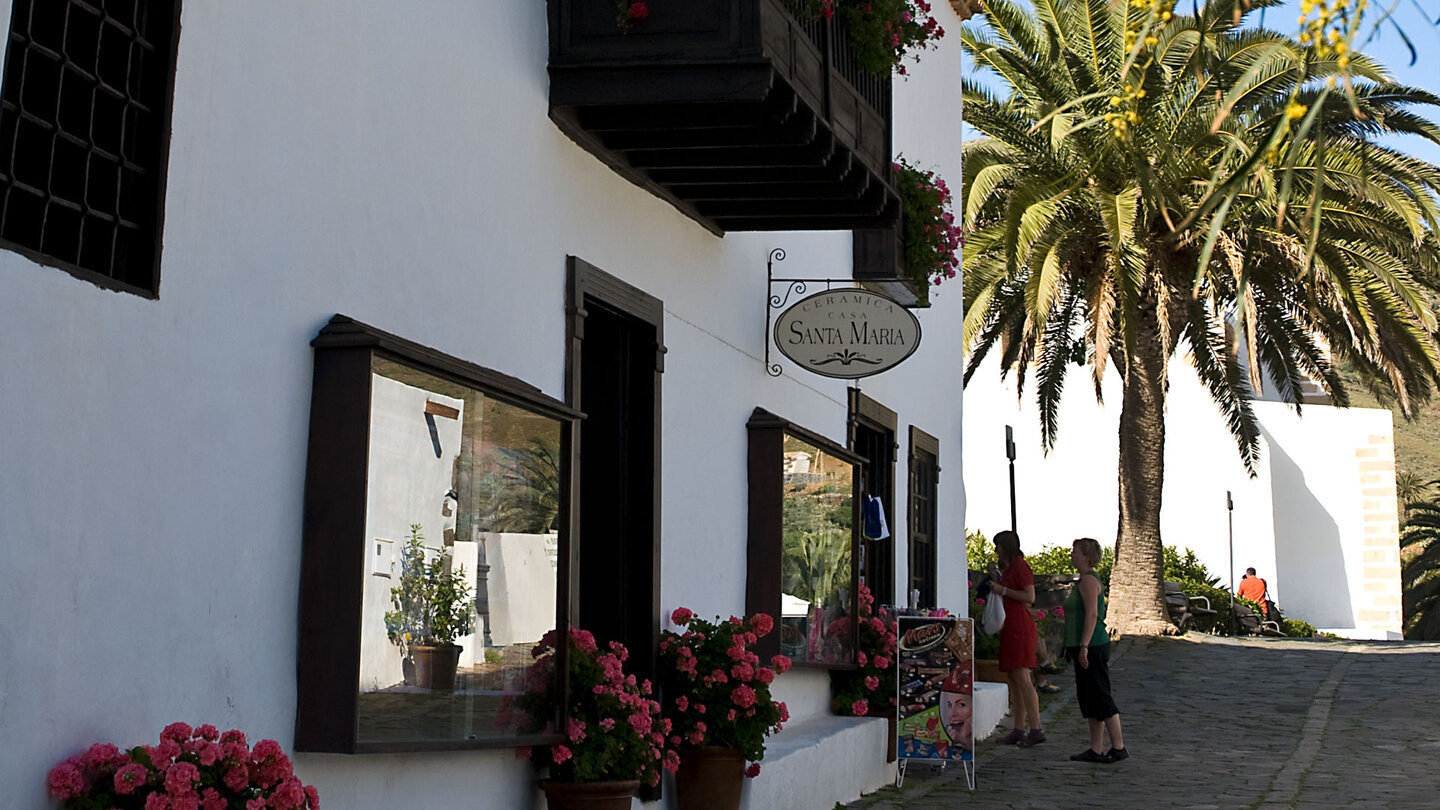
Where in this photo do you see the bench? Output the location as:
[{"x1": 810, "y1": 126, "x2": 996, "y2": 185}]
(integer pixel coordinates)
[
  {"x1": 1232, "y1": 600, "x2": 1285, "y2": 636},
  {"x1": 1163, "y1": 581, "x2": 1217, "y2": 631}
]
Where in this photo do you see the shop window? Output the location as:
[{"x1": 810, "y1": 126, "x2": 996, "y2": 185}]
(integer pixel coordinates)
[
  {"x1": 747, "y1": 407, "x2": 861, "y2": 668},
  {"x1": 0, "y1": 0, "x2": 179, "y2": 295},
  {"x1": 296, "y1": 316, "x2": 581, "y2": 753},
  {"x1": 907, "y1": 427, "x2": 939, "y2": 609}
]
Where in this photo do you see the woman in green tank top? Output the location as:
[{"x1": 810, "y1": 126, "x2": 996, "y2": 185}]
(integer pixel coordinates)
[{"x1": 1063, "y1": 538, "x2": 1128, "y2": 764}]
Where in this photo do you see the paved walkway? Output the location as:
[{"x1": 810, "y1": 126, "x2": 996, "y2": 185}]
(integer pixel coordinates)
[{"x1": 845, "y1": 635, "x2": 1440, "y2": 809}]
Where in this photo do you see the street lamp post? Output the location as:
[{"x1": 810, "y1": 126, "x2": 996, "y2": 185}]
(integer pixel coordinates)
[
  {"x1": 1006, "y1": 425, "x2": 1017, "y2": 533},
  {"x1": 1227, "y1": 490, "x2": 1236, "y2": 636}
]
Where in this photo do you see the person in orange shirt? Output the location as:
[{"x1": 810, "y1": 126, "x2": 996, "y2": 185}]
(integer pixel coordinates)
[{"x1": 1237, "y1": 568, "x2": 1268, "y2": 607}]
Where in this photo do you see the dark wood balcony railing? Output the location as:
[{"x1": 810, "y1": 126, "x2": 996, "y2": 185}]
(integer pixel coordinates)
[{"x1": 546, "y1": 0, "x2": 899, "y2": 235}]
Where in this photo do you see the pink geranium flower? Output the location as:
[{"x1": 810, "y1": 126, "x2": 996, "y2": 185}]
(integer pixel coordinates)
[
  {"x1": 115, "y1": 762, "x2": 149, "y2": 795},
  {"x1": 46, "y1": 760, "x2": 86, "y2": 801},
  {"x1": 164, "y1": 761, "x2": 200, "y2": 795}
]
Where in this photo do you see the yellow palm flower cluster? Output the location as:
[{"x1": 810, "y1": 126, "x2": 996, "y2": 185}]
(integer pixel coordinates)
[
  {"x1": 1104, "y1": 82, "x2": 1146, "y2": 137},
  {"x1": 1124, "y1": 0, "x2": 1173, "y2": 54},
  {"x1": 1297, "y1": 0, "x2": 1364, "y2": 68},
  {"x1": 1108, "y1": 0, "x2": 1174, "y2": 139}
]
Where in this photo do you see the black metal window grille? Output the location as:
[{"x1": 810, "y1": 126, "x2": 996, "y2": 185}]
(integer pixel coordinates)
[{"x1": 0, "y1": 0, "x2": 179, "y2": 295}]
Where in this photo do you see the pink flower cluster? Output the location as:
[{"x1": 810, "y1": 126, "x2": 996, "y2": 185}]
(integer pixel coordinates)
[
  {"x1": 659, "y1": 610, "x2": 789, "y2": 778},
  {"x1": 894, "y1": 156, "x2": 962, "y2": 291},
  {"x1": 1033, "y1": 605, "x2": 1065, "y2": 635},
  {"x1": 47, "y1": 723, "x2": 318, "y2": 810},
  {"x1": 803, "y1": 0, "x2": 946, "y2": 75},
  {"x1": 515, "y1": 628, "x2": 675, "y2": 786},
  {"x1": 832, "y1": 582, "x2": 900, "y2": 718}
]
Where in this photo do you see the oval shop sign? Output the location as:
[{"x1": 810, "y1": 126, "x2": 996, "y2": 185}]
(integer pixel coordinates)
[{"x1": 772, "y1": 288, "x2": 922, "y2": 379}]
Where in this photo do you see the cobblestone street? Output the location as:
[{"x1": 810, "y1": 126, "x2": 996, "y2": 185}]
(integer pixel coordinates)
[{"x1": 845, "y1": 635, "x2": 1440, "y2": 809}]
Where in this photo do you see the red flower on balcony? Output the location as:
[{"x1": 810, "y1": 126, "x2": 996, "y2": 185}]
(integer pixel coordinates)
[
  {"x1": 793, "y1": 0, "x2": 948, "y2": 74},
  {"x1": 615, "y1": 1, "x2": 650, "y2": 28}
]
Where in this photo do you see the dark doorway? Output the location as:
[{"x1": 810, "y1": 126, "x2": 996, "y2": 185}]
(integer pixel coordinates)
[
  {"x1": 567, "y1": 258, "x2": 664, "y2": 683},
  {"x1": 850, "y1": 391, "x2": 897, "y2": 607},
  {"x1": 908, "y1": 427, "x2": 940, "y2": 609}
]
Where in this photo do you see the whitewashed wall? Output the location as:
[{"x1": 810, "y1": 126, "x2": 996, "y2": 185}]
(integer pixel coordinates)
[
  {"x1": 0, "y1": 1, "x2": 970, "y2": 807},
  {"x1": 963, "y1": 350, "x2": 1402, "y2": 638},
  {"x1": 1253, "y1": 402, "x2": 1403, "y2": 638}
]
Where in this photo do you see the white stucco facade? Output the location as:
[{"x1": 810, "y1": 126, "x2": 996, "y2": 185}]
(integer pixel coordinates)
[
  {"x1": 0, "y1": 2, "x2": 974, "y2": 808},
  {"x1": 963, "y1": 353, "x2": 1403, "y2": 639}
]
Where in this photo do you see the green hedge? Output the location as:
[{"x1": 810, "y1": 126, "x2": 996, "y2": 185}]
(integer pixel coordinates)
[
  {"x1": 1282, "y1": 618, "x2": 1318, "y2": 638},
  {"x1": 962, "y1": 530, "x2": 1329, "y2": 637}
]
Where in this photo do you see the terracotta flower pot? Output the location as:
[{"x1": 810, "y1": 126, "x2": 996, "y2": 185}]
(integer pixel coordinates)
[
  {"x1": 409, "y1": 644, "x2": 462, "y2": 690},
  {"x1": 974, "y1": 658, "x2": 1005, "y2": 683},
  {"x1": 538, "y1": 779, "x2": 640, "y2": 810},
  {"x1": 674, "y1": 746, "x2": 745, "y2": 810}
]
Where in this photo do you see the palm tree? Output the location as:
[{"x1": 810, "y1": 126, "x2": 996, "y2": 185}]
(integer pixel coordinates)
[
  {"x1": 1395, "y1": 469, "x2": 1434, "y2": 525},
  {"x1": 961, "y1": 0, "x2": 1440, "y2": 634},
  {"x1": 1401, "y1": 500, "x2": 1440, "y2": 639}
]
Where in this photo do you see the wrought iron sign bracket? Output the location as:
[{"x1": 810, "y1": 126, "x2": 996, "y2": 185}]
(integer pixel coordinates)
[{"x1": 765, "y1": 247, "x2": 856, "y2": 377}]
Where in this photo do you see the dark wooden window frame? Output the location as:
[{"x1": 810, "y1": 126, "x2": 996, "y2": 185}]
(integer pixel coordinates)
[
  {"x1": 907, "y1": 426, "x2": 940, "y2": 609},
  {"x1": 295, "y1": 314, "x2": 582, "y2": 754},
  {"x1": 745, "y1": 406, "x2": 862, "y2": 669},
  {"x1": 0, "y1": 0, "x2": 182, "y2": 297},
  {"x1": 849, "y1": 390, "x2": 897, "y2": 606},
  {"x1": 564, "y1": 255, "x2": 665, "y2": 675}
]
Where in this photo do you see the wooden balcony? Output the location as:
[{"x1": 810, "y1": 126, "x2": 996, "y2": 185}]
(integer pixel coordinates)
[
  {"x1": 546, "y1": 0, "x2": 899, "y2": 235},
  {"x1": 853, "y1": 222, "x2": 927, "y2": 307}
]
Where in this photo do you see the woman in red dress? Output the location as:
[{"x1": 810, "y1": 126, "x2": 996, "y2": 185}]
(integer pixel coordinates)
[{"x1": 989, "y1": 530, "x2": 1043, "y2": 747}]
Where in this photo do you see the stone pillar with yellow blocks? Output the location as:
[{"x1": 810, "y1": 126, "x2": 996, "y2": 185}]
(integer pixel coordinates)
[{"x1": 1355, "y1": 433, "x2": 1403, "y2": 638}]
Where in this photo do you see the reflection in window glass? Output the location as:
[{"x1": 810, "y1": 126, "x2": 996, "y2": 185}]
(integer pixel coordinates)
[
  {"x1": 780, "y1": 436, "x2": 855, "y2": 665},
  {"x1": 357, "y1": 357, "x2": 562, "y2": 744}
]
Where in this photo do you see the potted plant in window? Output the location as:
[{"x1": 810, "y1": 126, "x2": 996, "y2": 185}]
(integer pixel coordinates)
[
  {"x1": 828, "y1": 582, "x2": 901, "y2": 758},
  {"x1": 512, "y1": 628, "x2": 675, "y2": 810},
  {"x1": 384, "y1": 524, "x2": 477, "y2": 690},
  {"x1": 659, "y1": 610, "x2": 790, "y2": 810}
]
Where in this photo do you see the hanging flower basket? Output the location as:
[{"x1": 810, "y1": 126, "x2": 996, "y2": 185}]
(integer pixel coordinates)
[{"x1": 895, "y1": 156, "x2": 962, "y2": 295}]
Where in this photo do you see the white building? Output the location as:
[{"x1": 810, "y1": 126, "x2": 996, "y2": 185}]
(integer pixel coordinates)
[
  {"x1": 0, "y1": 1, "x2": 982, "y2": 808},
  {"x1": 963, "y1": 353, "x2": 1405, "y2": 640}
]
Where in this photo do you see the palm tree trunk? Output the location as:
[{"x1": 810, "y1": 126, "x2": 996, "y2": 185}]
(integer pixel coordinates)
[{"x1": 1109, "y1": 301, "x2": 1177, "y2": 636}]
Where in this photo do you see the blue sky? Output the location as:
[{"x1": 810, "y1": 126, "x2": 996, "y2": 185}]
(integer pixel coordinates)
[{"x1": 961, "y1": 0, "x2": 1440, "y2": 167}]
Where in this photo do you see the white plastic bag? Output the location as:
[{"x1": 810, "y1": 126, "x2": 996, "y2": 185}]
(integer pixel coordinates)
[{"x1": 982, "y1": 590, "x2": 1007, "y2": 635}]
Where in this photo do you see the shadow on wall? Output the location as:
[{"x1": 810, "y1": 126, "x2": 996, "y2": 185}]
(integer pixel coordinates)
[{"x1": 1265, "y1": 429, "x2": 1353, "y2": 628}]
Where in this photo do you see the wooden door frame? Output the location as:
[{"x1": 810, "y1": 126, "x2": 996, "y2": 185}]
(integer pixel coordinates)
[
  {"x1": 907, "y1": 426, "x2": 940, "y2": 609},
  {"x1": 849, "y1": 390, "x2": 898, "y2": 605},
  {"x1": 564, "y1": 254, "x2": 665, "y2": 664}
]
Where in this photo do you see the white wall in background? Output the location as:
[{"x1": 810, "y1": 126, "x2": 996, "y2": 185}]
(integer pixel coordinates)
[{"x1": 963, "y1": 352, "x2": 1399, "y2": 639}]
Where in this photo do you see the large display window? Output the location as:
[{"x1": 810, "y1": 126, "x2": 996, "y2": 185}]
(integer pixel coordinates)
[
  {"x1": 746, "y1": 408, "x2": 861, "y2": 668},
  {"x1": 296, "y1": 316, "x2": 580, "y2": 753}
]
